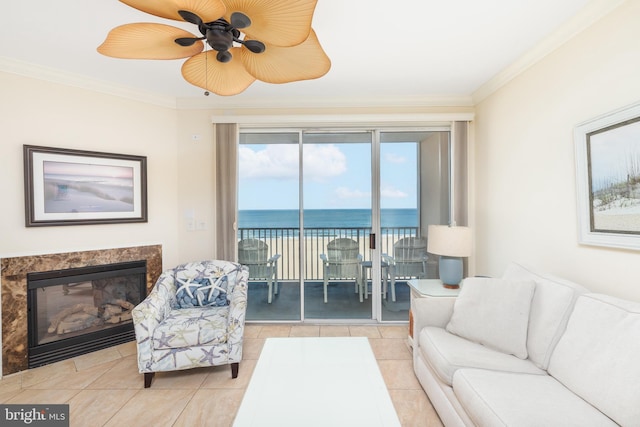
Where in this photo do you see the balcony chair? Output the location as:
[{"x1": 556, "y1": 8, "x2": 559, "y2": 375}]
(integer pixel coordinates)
[
  {"x1": 382, "y1": 237, "x2": 428, "y2": 301},
  {"x1": 319, "y1": 238, "x2": 363, "y2": 303},
  {"x1": 238, "y1": 238, "x2": 281, "y2": 304},
  {"x1": 132, "y1": 260, "x2": 248, "y2": 388}
]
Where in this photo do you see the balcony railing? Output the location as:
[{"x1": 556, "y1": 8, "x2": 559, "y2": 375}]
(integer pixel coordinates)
[{"x1": 238, "y1": 227, "x2": 419, "y2": 281}]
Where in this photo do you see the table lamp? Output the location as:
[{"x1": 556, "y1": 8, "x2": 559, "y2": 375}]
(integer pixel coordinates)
[{"x1": 427, "y1": 225, "x2": 472, "y2": 289}]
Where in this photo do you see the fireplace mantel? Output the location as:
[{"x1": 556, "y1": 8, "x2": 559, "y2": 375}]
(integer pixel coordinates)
[{"x1": 1, "y1": 245, "x2": 162, "y2": 376}]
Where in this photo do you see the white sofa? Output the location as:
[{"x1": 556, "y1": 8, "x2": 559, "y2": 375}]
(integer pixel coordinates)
[{"x1": 412, "y1": 262, "x2": 640, "y2": 427}]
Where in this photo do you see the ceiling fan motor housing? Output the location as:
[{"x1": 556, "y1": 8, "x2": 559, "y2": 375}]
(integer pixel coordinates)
[{"x1": 206, "y1": 22, "x2": 234, "y2": 51}]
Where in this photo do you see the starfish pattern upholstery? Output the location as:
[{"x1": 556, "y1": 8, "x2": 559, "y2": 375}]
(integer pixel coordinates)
[{"x1": 132, "y1": 260, "x2": 248, "y2": 387}]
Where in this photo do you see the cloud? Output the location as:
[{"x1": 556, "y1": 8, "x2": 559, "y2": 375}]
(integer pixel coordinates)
[
  {"x1": 303, "y1": 144, "x2": 347, "y2": 181},
  {"x1": 381, "y1": 184, "x2": 408, "y2": 199},
  {"x1": 384, "y1": 153, "x2": 407, "y2": 164},
  {"x1": 239, "y1": 144, "x2": 347, "y2": 181},
  {"x1": 334, "y1": 186, "x2": 370, "y2": 199},
  {"x1": 239, "y1": 145, "x2": 298, "y2": 179}
]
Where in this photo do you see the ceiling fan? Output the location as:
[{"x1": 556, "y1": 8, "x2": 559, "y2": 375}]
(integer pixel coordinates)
[{"x1": 98, "y1": 0, "x2": 331, "y2": 96}]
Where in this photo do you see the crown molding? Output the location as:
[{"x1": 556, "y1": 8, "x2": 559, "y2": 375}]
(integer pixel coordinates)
[
  {"x1": 177, "y1": 94, "x2": 475, "y2": 111},
  {"x1": 472, "y1": 0, "x2": 626, "y2": 104},
  {"x1": 0, "y1": 55, "x2": 473, "y2": 110},
  {"x1": 0, "y1": 56, "x2": 177, "y2": 109},
  {"x1": 211, "y1": 112, "x2": 475, "y2": 128}
]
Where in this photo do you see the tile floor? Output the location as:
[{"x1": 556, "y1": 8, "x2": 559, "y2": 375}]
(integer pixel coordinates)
[{"x1": 0, "y1": 324, "x2": 443, "y2": 427}]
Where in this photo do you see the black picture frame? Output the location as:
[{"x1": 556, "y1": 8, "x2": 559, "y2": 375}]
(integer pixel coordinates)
[{"x1": 24, "y1": 145, "x2": 148, "y2": 227}]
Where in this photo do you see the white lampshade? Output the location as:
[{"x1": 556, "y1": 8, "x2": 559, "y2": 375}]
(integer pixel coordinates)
[{"x1": 427, "y1": 225, "x2": 472, "y2": 257}]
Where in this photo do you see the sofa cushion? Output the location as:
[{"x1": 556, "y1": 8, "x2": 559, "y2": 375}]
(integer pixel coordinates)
[
  {"x1": 453, "y1": 369, "x2": 619, "y2": 427},
  {"x1": 445, "y1": 277, "x2": 535, "y2": 359},
  {"x1": 503, "y1": 262, "x2": 587, "y2": 369},
  {"x1": 153, "y1": 306, "x2": 229, "y2": 349},
  {"x1": 548, "y1": 293, "x2": 640, "y2": 427},
  {"x1": 419, "y1": 327, "x2": 545, "y2": 386}
]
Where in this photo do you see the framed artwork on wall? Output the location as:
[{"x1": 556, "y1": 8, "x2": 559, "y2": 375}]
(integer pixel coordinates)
[
  {"x1": 574, "y1": 101, "x2": 640, "y2": 250},
  {"x1": 24, "y1": 145, "x2": 148, "y2": 227}
]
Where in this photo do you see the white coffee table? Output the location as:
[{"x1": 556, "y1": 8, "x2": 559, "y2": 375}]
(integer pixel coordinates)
[{"x1": 233, "y1": 337, "x2": 401, "y2": 427}]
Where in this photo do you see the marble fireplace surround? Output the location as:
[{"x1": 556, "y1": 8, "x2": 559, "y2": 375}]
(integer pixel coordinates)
[{"x1": 1, "y1": 245, "x2": 162, "y2": 376}]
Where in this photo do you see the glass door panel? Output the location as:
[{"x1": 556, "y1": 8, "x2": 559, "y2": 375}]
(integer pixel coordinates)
[
  {"x1": 238, "y1": 132, "x2": 301, "y2": 321},
  {"x1": 379, "y1": 131, "x2": 449, "y2": 321},
  {"x1": 302, "y1": 132, "x2": 372, "y2": 320}
]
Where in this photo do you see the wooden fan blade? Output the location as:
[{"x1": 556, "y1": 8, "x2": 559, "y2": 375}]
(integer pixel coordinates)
[
  {"x1": 120, "y1": 0, "x2": 226, "y2": 22},
  {"x1": 182, "y1": 49, "x2": 256, "y2": 95},
  {"x1": 240, "y1": 29, "x2": 330, "y2": 84},
  {"x1": 98, "y1": 23, "x2": 203, "y2": 59},
  {"x1": 222, "y1": 0, "x2": 317, "y2": 47}
]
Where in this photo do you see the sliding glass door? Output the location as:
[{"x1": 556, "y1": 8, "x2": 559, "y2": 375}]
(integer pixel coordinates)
[{"x1": 238, "y1": 127, "x2": 451, "y2": 323}]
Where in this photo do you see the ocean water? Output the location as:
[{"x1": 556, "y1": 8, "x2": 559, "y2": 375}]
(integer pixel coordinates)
[{"x1": 239, "y1": 209, "x2": 417, "y2": 230}]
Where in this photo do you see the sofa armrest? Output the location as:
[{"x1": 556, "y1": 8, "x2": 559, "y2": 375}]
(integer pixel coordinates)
[{"x1": 412, "y1": 296, "x2": 456, "y2": 348}]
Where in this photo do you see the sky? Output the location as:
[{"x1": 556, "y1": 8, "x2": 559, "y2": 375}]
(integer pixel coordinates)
[{"x1": 238, "y1": 141, "x2": 418, "y2": 210}]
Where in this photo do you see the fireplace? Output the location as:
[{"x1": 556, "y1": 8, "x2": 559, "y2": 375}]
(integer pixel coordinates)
[
  {"x1": 27, "y1": 261, "x2": 147, "y2": 368},
  {"x1": 1, "y1": 245, "x2": 162, "y2": 376}
]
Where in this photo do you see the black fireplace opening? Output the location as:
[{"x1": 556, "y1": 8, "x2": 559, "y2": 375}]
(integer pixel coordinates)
[{"x1": 27, "y1": 260, "x2": 147, "y2": 369}]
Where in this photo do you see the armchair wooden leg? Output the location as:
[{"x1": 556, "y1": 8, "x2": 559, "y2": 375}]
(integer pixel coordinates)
[
  {"x1": 231, "y1": 363, "x2": 239, "y2": 378},
  {"x1": 144, "y1": 372, "x2": 155, "y2": 388}
]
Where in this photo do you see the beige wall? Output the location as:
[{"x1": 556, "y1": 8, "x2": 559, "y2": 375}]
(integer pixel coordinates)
[
  {"x1": 175, "y1": 109, "x2": 217, "y2": 262},
  {"x1": 474, "y1": 0, "x2": 640, "y2": 301},
  {"x1": 0, "y1": 72, "x2": 181, "y2": 266}
]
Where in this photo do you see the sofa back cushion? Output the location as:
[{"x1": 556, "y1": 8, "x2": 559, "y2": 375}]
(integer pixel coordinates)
[
  {"x1": 446, "y1": 277, "x2": 535, "y2": 359},
  {"x1": 548, "y1": 293, "x2": 640, "y2": 427},
  {"x1": 502, "y1": 262, "x2": 586, "y2": 369}
]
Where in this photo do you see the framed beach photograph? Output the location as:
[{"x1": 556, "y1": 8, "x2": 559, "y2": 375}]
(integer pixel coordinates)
[
  {"x1": 575, "y1": 101, "x2": 640, "y2": 250},
  {"x1": 24, "y1": 145, "x2": 147, "y2": 227}
]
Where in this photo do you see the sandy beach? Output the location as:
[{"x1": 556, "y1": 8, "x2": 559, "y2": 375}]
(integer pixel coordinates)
[{"x1": 254, "y1": 234, "x2": 411, "y2": 282}]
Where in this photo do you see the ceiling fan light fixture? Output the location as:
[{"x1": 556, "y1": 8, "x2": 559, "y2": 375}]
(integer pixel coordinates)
[
  {"x1": 217, "y1": 50, "x2": 233, "y2": 63},
  {"x1": 230, "y1": 11, "x2": 251, "y2": 29},
  {"x1": 178, "y1": 10, "x2": 204, "y2": 26},
  {"x1": 243, "y1": 39, "x2": 265, "y2": 54},
  {"x1": 175, "y1": 37, "x2": 203, "y2": 47}
]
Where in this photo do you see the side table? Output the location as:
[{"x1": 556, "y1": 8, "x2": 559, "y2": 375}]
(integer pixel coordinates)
[
  {"x1": 407, "y1": 279, "x2": 461, "y2": 348},
  {"x1": 359, "y1": 260, "x2": 389, "y2": 301}
]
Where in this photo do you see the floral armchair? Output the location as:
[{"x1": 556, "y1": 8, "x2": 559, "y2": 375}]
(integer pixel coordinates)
[{"x1": 132, "y1": 260, "x2": 249, "y2": 388}]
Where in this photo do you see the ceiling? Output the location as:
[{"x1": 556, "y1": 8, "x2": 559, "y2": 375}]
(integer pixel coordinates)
[{"x1": 0, "y1": 0, "x2": 617, "y2": 109}]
